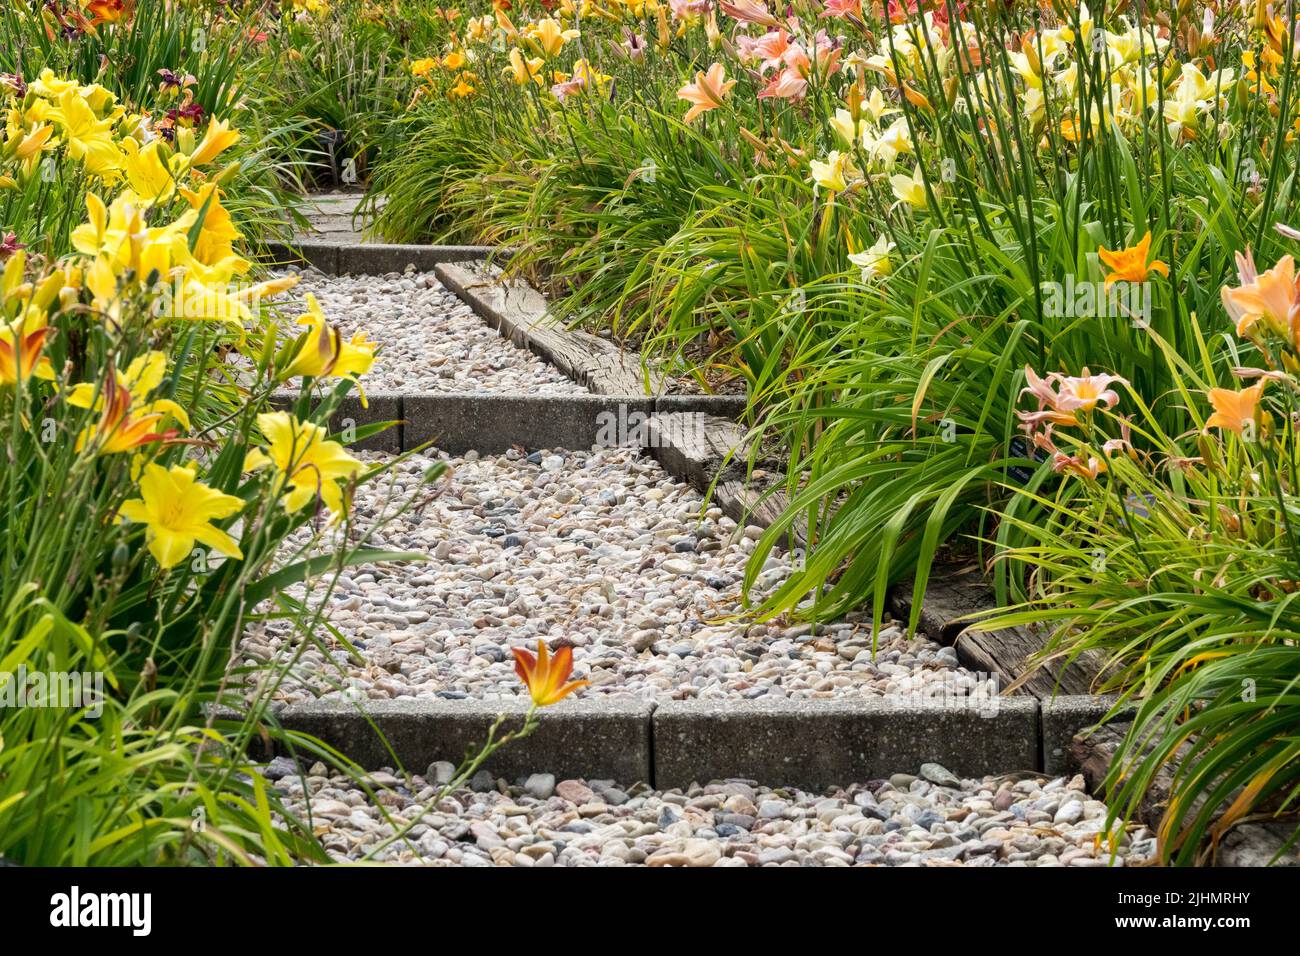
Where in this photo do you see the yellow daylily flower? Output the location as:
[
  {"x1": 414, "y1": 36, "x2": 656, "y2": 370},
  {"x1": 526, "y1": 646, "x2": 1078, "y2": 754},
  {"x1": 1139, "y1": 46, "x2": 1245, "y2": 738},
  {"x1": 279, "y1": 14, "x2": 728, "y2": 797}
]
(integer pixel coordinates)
[
  {"x1": 809, "y1": 150, "x2": 859, "y2": 193},
  {"x1": 12, "y1": 123, "x2": 55, "y2": 162},
  {"x1": 504, "y1": 48, "x2": 546, "y2": 86},
  {"x1": 119, "y1": 463, "x2": 244, "y2": 570},
  {"x1": 30, "y1": 70, "x2": 80, "y2": 99},
  {"x1": 411, "y1": 57, "x2": 440, "y2": 77},
  {"x1": 281, "y1": 293, "x2": 377, "y2": 399},
  {"x1": 121, "y1": 137, "x2": 184, "y2": 203},
  {"x1": 50, "y1": 89, "x2": 124, "y2": 176},
  {"x1": 890, "y1": 165, "x2": 930, "y2": 209},
  {"x1": 529, "y1": 18, "x2": 579, "y2": 58},
  {"x1": 848, "y1": 235, "x2": 896, "y2": 281},
  {"x1": 243, "y1": 411, "x2": 362, "y2": 517},
  {"x1": 829, "y1": 108, "x2": 863, "y2": 148},
  {"x1": 187, "y1": 117, "x2": 240, "y2": 167},
  {"x1": 177, "y1": 183, "x2": 244, "y2": 267}
]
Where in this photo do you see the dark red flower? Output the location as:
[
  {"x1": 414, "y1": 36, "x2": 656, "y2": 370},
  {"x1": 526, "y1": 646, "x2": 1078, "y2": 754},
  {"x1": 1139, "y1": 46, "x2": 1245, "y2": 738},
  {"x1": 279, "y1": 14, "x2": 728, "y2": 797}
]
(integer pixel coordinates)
[{"x1": 0, "y1": 232, "x2": 23, "y2": 263}]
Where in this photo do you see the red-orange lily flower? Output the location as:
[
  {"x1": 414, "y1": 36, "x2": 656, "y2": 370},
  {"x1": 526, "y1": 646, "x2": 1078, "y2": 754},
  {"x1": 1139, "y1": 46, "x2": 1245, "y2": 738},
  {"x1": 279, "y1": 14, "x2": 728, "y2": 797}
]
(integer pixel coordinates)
[
  {"x1": 1098, "y1": 231, "x2": 1169, "y2": 288},
  {"x1": 86, "y1": 0, "x2": 133, "y2": 26},
  {"x1": 78, "y1": 373, "x2": 178, "y2": 455},
  {"x1": 0, "y1": 324, "x2": 51, "y2": 387},
  {"x1": 512, "y1": 640, "x2": 589, "y2": 707}
]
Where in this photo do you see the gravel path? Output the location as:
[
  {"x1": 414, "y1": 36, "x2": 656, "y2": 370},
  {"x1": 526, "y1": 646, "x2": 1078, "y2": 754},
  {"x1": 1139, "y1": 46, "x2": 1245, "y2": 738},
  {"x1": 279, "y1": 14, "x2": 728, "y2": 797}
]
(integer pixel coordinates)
[
  {"x1": 268, "y1": 268, "x2": 588, "y2": 394},
  {"x1": 242, "y1": 447, "x2": 986, "y2": 703},
  {"x1": 267, "y1": 759, "x2": 1152, "y2": 866}
]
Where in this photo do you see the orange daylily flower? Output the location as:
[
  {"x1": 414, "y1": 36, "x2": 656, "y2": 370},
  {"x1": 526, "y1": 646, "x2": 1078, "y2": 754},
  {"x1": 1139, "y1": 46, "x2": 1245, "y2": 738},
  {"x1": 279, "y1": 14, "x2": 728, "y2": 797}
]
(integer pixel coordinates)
[
  {"x1": 678, "y1": 63, "x2": 736, "y2": 123},
  {"x1": 1098, "y1": 232, "x2": 1169, "y2": 288},
  {"x1": 1205, "y1": 382, "x2": 1266, "y2": 436},
  {"x1": 86, "y1": 0, "x2": 133, "y2": 26},
  {"x1": 512, "y1": 640, "x2": 589, "y2": 707}
]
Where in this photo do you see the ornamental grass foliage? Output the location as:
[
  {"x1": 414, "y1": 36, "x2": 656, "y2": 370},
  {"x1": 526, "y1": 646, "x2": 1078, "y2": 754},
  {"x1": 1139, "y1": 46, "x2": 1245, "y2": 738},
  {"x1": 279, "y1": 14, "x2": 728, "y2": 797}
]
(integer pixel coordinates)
[{"x1": 353, "y1": 0, "x2": 1300, "y2": 863}]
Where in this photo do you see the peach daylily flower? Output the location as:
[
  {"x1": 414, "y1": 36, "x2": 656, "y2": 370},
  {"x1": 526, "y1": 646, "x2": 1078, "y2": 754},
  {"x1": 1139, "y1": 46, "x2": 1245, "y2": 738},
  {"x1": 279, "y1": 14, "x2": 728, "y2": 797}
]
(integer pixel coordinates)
[
  {"x1": 1220, "y1": 249, "x2": 1299, "y2": 338},
  {"x1": 1098, "y1": 231, "x2": 1169, "y2": 288},
  {"x1": 1051, "y1": 451, "x2": 1108, "y2": 480},
  {"x1": 1205, "y1": 382, "x2": 1266, "y2": 436},
  {"x1": 678, "y1": 63, "x2": 736, "y2": 123},
  {"x1": 720, "y1": 0, "x2": 780, "y2": 27},
  {"x1": 747, "y1": 30, "x2": 792, "y2": 71},
  {"x1": 1054, "y1": 370, "x2": 1128, "y2": 411},
  {"x1": 1018, "y1": 366, "x2": 1127, "y2": 428},
  {"x1": 820, "y1": 0, "x2": 862, "y2": 18},
  {"x1": 756, "y1": 66, "x2": 807, "y2": 101},
  {"x1": 512, "y1": 640, "x2": 589, "y2": 707}
]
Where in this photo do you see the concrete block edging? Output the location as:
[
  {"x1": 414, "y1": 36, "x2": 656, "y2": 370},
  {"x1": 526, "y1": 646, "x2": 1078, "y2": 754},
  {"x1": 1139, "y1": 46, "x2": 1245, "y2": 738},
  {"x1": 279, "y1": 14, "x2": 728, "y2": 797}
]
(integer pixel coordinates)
[
  {"x1": 247, "y1": 694, "x2": 1115, "y2": 788},
  {"x1": 263, "y1": 241, "x2": 503, "y2": 275}
]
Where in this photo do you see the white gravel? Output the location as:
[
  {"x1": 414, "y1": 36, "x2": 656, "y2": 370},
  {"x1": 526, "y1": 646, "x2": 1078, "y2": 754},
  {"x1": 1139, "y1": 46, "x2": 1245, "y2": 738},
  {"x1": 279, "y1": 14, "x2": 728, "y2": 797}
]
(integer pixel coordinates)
[
  {"x1": 241, "y1": 446, "x2": 989, "y2": 703},
  {"x1": 268, "y1": 268, "x2": 588, "y2": 394},
  {"x1": 267, "y1": 759, "x2": 1152, "y2": 866}
]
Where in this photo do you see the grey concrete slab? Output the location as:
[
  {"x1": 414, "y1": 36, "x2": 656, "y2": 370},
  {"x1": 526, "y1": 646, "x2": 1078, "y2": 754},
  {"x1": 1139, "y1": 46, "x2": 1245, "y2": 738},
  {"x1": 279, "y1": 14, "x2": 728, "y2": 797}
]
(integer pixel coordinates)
[
  {"x1": 654, "y1": 697, "x2": 1040, "y2": 790},
  {"x1": 1041, "y1": 695, "x2": 1126, "y2": 774},
  {"x1": 654, "y1": 393, "x2": 748, "y2": 418},
  {"x1": 271, "y1": 696, "x2": 653, "y2": 783},
  {"x1": 337, "y1": 244, "x2": 499, "y2": 275},
  {"x1": 263, "y1": 241, "x2": 341, "y2": 273},
  {"x1": 404, "y1": 392, "x2": 653, "y2": 454},
  {"x1": 270, "y1": 391, "x2": 402, "y2": 453}
]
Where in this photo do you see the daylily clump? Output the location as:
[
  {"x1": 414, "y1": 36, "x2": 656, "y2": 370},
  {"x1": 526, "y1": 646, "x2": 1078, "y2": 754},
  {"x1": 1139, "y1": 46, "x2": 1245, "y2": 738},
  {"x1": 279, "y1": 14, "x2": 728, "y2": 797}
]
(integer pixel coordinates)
[{"x1": 0, "y1": 69, "x2": 383, "y2": 584}]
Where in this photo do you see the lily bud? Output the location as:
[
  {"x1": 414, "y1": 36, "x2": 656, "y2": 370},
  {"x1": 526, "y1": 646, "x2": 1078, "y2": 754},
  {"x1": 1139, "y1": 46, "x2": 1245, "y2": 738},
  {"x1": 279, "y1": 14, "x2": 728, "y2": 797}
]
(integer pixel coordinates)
[{"x1": 903, "y1": 84, "x2": 932, "y2": 112}]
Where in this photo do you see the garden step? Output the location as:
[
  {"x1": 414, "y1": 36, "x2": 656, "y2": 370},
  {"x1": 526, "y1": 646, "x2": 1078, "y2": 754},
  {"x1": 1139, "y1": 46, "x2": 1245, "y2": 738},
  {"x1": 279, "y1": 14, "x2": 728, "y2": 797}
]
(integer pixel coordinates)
[
  {"x1": 434, "y1": 260, "x2": 662, "y2": 396},
  {"x1": 244, "y1": 446, "x2": 971, "y2": 709},
  {"x1": 248, "y1": 241, "x2": 1118, "y2": 809},
  {"x1": 888, "y1": 564, "x2": 1108, "y2": 700},
  {"x1": 271, "y1": 268, "x2": 588, "y2": 396},
  {"x1": 294, "y1": 190, "x2": 375, "y2": 244}
]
